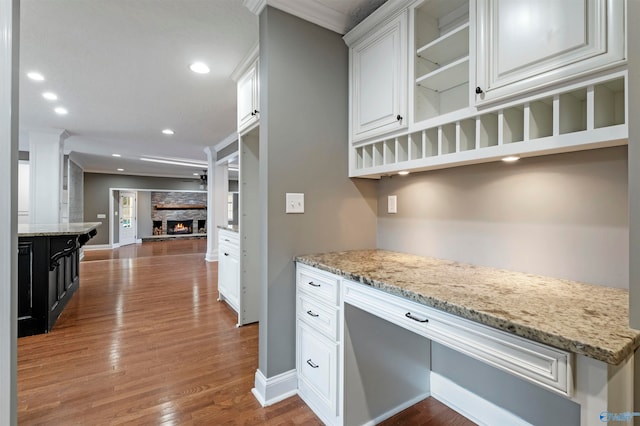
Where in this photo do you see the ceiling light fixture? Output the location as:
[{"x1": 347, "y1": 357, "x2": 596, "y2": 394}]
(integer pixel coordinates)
[
  {"x1": 162, "y1": 129, "x2": 175, "y2": 135},
  {"x1": 502, "y1": 156, "x2": 520, "y2": 162},
  {"x1": 117, "y1": 168, "x2": 124, "y2": 172},
  {"x1": 193, "y1": 172, "x2": 199, "y2": 176},
  {"x1": 27, "y1": 71, "x2": 44, "y2": 81},
  {"x1": 54, "y1": 107, "x2": 68, "y2": 115},
  {"x1": 42, "y1": 92, "x2": 57, "y2": 100},
  {"x1": 189, "y1": 62, "x2": 210, "y2": 74},
  {"x1": 140, "y1": 157, "x2": 208, "y2": 168},
  {"x1": 112, "y1": 153, "x2": 121, "y2": 157},
  {"x1": 398, "y1": 170, "x2": 410, "y2": 175}
]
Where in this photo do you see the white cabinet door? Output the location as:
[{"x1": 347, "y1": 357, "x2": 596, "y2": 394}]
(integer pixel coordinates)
[
  {"x1": 475, "y1": 0, "x2": 625, "y2": 105},
  {"x1": 218, "y1": 242, "x2": 239, "y2": 311},
  {"x1": 351, "y1": 11, "x2": 407, "y2": 141},
  {"x1": 237, "y1": 60, "x2": 259, "y2": 133}
]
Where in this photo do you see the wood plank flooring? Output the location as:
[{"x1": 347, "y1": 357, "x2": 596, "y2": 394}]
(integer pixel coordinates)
[{"x1": 18, "y1": 240, "x2": 474, "y2": 425}]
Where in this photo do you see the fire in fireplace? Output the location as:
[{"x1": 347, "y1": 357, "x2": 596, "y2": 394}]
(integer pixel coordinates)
[{"x1": 167, "y1": 220, "x2": 193, "y2": 235}]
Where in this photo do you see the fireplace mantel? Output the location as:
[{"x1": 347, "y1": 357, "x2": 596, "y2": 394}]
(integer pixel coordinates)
[{"x1": 154, "y1": 204, "x2": 206, "y2": 210}]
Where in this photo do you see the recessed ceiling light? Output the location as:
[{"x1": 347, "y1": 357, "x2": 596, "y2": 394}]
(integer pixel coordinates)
[
  {"x1": 502, "y1": 156, "x2": 520, "y2": 162},
  {"x1": 42, "y1": 92, "x2": 57, "y2": 100},
  {"x1": 117, "y1": 168, "x2": 124, "y2": 172},
  {"x1": 189, "y1": 62, "x2": 210, "y2": 74},
  {"x1": 162, "y1": 129, "x2": 175, "y2": 135},
  {"x1": 112, "y1": 153, "x2": 121, "y2": 157},
  {"x1": 398, "y1": 170, "x2": 410, "y2": 175},
  {"x1": 27, "y1": 71, "x2": 44, "y2": 81},
  {"x1": 54, "y1": 107, "x2": 68, "y2": 115}
]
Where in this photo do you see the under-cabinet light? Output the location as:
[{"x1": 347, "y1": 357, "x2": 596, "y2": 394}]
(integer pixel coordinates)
[
  {"x1": 117, "y1": 168, "x2": 124, "y2": 172},
  {"x1": 162, "y1": 129, "x2": 175, "y2": 135},
  {"x1": 502, "y1": 156, "x2": 520, "y2": 162},
  {"x1": 398, "y1": 171, "x2": 410, "y2": 176},
  {"x1": 112, "y1": 154, "x2": 121, "y2": 157}
]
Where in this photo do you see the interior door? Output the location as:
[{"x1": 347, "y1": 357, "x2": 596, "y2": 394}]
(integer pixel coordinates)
[{"x1": 119, "y1": 191, "x2": 137, "y2": 246}]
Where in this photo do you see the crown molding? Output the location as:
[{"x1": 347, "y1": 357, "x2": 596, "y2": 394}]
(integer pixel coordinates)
[
  {"x1": 243, "y1": 0, "x2": 266, "y2": 15},
  {"x1": 267, "y1": 0, "x2": 348, "y2": 34},
  {"x1": 230, "y1": 43, "x2": 259, "y2": 82},
  {"x1": 343, "y1": 0, "x2": 412, "y2": 45}
]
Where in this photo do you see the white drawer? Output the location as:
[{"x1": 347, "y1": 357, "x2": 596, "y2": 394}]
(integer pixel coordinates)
[
  {"x1": 219, "y1": 241, "x2": 239, "y2": 258},
  {"x1": 297, "y1": 264, "x2": 339, "y2": 306},
  {"x1": 218, "y1": 229, "x2": 239, "y2": 247},
  {"x1": 297, "y1": 320, "x2": 338, "y2": 416},
  {"x1": 343, "y1": 280, "x2": 573, "y2": 397},
  {"x1": 297, "y1": 293, "x2": 339, "y2": 341}
]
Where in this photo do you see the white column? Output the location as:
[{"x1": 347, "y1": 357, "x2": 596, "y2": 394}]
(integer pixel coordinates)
[
  {"x1": 28, "y1": 129, "x2": 67, "y2": 224},
  {"x1": 0, "y1": 0, "x2": 18, "y2": 423}
]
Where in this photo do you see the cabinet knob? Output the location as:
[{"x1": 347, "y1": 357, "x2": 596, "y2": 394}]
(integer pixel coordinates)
[
  {"x1": 251, "y1": 109, "x2": 259, "y2": 116},
  {"x1": 224, "y1": 252, "x2": 229, "y2": 256},
  {"x1": 475, "y1": 86, "x2": 483, "y2": 94},
  {"x1": 396, "y1": 114, "x2": 403, "y2": 121}
]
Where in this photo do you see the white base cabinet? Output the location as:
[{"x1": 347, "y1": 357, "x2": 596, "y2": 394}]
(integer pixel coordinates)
[{"x1": 217, "y1": 229, "x2": 240, "y2": 316}]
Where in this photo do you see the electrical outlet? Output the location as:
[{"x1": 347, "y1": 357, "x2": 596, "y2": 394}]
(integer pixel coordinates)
[
  {"x1": 286, "y1": 193, "x2": 304, "y2": 214},
  {"x1": 388, "y1": 195, "x2": 397, "y2": 214}
]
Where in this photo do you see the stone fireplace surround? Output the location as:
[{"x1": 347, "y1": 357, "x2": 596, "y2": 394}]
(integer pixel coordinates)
[{"x1": 151, "y1": 192, "x2": 207, "y2": 236}]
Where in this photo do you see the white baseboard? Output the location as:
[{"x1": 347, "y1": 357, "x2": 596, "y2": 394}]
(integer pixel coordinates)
[
  {"x1": 205, "y1": 251, "x2": 218, "y2": 262},
  {"x1": 83, "y1": 244, "x2": 112, "y2": 250},
  {"x1": 431, "y1": 372, "x2": 531, "y2": 426},
  {"x1": 136, "y1": 239, "x2": 142, "y2": 244},
  {"x1": 251, "y1": 369, "x2": 298, "y2": 407},
  {"x1": 361, "y1": 392, "x2": 431, "y2": 426}
]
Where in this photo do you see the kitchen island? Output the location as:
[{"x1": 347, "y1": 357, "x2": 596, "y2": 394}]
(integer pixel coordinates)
[
  {"x1": 295, "y1": 250, "x2": 640, "y2": 426},
  {"x1": 18, "y1": 222, "x2": 100, "y2": 337}
]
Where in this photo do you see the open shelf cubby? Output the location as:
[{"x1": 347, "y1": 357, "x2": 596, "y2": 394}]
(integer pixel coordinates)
[
  {"x1": 459, "y1": 118, "x2": 475, "y2": 151},
  {"x1": 397, "y1": 136, "x2": 409, "y2": 162},
  {"x1": 425, "y1": 128, "x2": 439, "y2": 157},
  {"x1": 409, "y1": 132, "x2": 423, "y2": 160},
  {"x1": 594, "y1": 78, "x2": 625, "y2": 129},
  {"x1": 478, "y1": 113, "x2": 499, "y2": 148},
  {"x1": 559, "y1": 88, "x2": 587, "y2": 134},
  {"x1": 441, "y1": 123, "x2": 456, "y2": 154},
  {"x1": 528, "y1": 98, "x2": 553, "y2": 139},
  {"x1": 502, "y1": 106, "x2": 524, "y2": 144}
]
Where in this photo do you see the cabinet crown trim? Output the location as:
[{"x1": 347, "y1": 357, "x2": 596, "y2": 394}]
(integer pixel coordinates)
[{"x1": 343, "y1": 0, "x2": 412, "y2": 46}]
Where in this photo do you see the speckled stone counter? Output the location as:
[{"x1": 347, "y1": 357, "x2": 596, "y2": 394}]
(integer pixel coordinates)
[
  {"x1": 217, "y1": 225, "x2": 239, "y2": 233},
  {"x1": 18, "y1": 222, "x2": 101, "y2": 237},
  {"x1": 295, "y1": 249, "x2": 640, "y2": 365}
]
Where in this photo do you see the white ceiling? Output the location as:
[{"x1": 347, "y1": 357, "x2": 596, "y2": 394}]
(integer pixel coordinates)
[{"x1": 18, "y1": 0, "x2": 384, "y2": 179}]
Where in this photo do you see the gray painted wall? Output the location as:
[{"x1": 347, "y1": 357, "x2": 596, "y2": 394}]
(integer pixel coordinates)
[
  {"x1": 137, "y1": 191, "x2": 152, "y2": 238},
  {"x1": 68, "y1": 159, "x2": 83, "y2": 222},
  {"x1": 259, "y1": 7, "x2": 377, "y2": 377},
  {"x1": 377, "y1": 146, "x2": 628, "y2": 288},
  {"x1": 84, "y1": 172, "x2": 202, "y2": 245}
]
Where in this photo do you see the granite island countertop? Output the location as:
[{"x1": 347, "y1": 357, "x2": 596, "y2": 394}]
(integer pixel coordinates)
[
  {"x1": 18, "y1": 222, "x2": 101, "y2": 237},
  {"x1": 295, "y1": 249, "x2": 640, "y2": 365}
]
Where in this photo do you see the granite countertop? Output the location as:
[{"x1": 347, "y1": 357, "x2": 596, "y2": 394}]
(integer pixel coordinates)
[
  {"x1": 295, "y1": 249, "x2": 640, "y2": 365},
  {"x1": 217, "y1": 225, "x2": 239, "y2": 233},
  {"x1": 18, "y1": 222, "x2": 101, "y2": 237}
]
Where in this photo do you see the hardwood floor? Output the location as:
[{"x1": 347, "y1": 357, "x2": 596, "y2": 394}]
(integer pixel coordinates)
[{"x1": 18, "y1": 240, "x2": 474, "y2": 425}]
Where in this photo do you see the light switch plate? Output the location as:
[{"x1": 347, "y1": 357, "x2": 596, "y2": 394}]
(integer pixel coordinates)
[
  {"x1": 388, "y1": 195, "x2": 397, "y2": 214},
  {"x1": 97, "y1": 213, "x2": 106, "y2": 219},
  {"x1": 286, "y1": 193, "x2": 304, "y2": 214}
]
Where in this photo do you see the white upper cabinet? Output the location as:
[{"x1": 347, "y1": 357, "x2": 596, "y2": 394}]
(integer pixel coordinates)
[
  {"x1": 349, "y1": 10, "x2": 408, "y2": 142},
  {"x1": 237, "y1": 59, "x2": 259, "y2": 133},
  {"x1": 475, "y1": 0, "x2": 625, "y2": 105}
]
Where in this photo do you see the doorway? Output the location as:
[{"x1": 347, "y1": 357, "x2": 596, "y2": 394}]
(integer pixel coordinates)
[{"x1": 119, "y1": 191, "x2": 137, "y2": 246}]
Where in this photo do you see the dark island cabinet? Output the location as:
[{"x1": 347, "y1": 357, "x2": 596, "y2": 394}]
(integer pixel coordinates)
[{"x1": 18, "y1": 227, "x2": 97, "y2": 337}]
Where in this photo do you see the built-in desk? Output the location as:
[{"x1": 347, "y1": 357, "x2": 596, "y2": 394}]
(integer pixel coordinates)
[
  {"x1": 18, "y1": 222, "x2": 100, "y2": 337},
  {"x1": 295, "y1": 250, "x2": 640, "y2": 426}
]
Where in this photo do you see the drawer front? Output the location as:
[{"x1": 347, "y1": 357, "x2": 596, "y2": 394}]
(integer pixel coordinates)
[
  {"x1": 297, "y1": 320, "x2": 338, "y2": 415},
  {"x1": 296, "y1": 264, "x2": 339, "y2": 305},
  {"x1": 297, "y1": 293, "x2": 339, "y2": 341},
  {"x1": 219, "y1": 241, "x2": 239, "y2": 258},
  {"x1": 343, "y1": 280, "x2": 573, "y2": 397},
  {"x1": 218, "y1": 229, "x2": 239, "y2": 247}
]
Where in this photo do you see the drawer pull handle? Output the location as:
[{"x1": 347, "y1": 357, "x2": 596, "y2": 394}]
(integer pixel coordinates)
[
  {"x1": 405, "y1": 312, "x2": 428, "y2": 323},
  {"x1": 224, "y1": 239, "x2": 230, "y2": 242},
  {"x1": 306, "y1": 359, "x2": 319, "y2": 368},
  {"x1": 306, "y1": 310, "x2": 319, "y2": 317},
  {"x1": 308, "y1": 281, "x2": 321, "y2": 287}
]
